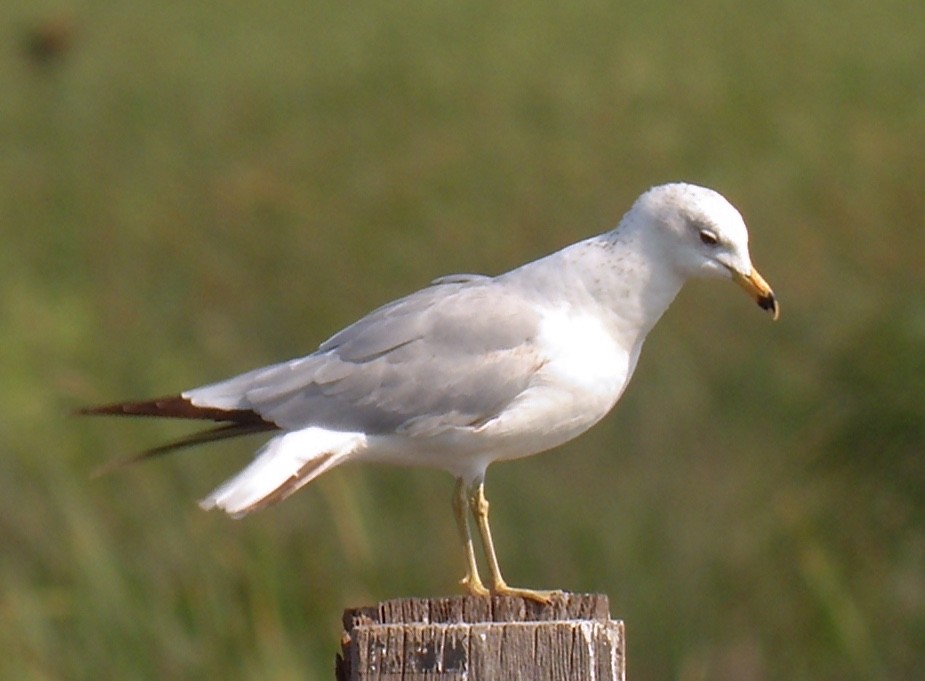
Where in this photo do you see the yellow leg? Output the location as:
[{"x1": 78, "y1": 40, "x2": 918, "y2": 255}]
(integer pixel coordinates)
[
  {"x1": 453, "y1": 477, "x2": 489, "y2": 597},
  {"x1": 468, "y1": 481, "x2": 559, "y2": 604}
]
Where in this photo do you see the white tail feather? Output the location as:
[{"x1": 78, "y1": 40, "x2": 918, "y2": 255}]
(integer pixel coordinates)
[{"x1": 199, "y1": 427, "x2": 366, "y2": 517}]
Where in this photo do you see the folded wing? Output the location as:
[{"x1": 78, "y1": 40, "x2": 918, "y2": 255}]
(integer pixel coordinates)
[{"x1": 184, "y1": 276, "x2": 545, "y2": 437}]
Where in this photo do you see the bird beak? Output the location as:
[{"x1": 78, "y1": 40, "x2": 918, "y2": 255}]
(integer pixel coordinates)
[{"x1": 732, "y1": 267, "x2": 779, "y2": 320}]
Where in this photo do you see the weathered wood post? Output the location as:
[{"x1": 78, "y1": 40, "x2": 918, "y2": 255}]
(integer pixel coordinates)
[{"x1": 336, "y1": 593, "x2": 624, "y2": 680}]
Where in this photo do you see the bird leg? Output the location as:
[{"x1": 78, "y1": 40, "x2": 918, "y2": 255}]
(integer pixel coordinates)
[
  {"x1": 453, "y1": 477, "x2": 490, "y2": 597},
  {"x1": 468, "y1": 480, "x2": 558, "y2": 604}
]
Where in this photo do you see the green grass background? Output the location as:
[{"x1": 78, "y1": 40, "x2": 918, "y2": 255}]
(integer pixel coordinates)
[{"x1": 3, "y1": 0, "x2": 924, "y2": 679}]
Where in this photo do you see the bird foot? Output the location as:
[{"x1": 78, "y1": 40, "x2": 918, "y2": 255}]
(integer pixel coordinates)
[{"x1": 491, "y1": 583, "x2": 562, "y2": 604}]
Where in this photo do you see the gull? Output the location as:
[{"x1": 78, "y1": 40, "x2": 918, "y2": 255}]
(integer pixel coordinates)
[{"x1": 81, "y1": 182, "x2": 778, "y2": 603}]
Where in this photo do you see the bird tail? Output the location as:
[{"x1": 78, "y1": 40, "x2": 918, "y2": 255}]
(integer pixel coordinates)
[
  {"x1": 77, "y1": 395, "x2": 279, "y2": 476},
  {"x1": 198, "y1": 427, "x2": 367, "y2": 517},
  {"x1": 79, "y1": 396, "x2": 366, "y2": 516}
]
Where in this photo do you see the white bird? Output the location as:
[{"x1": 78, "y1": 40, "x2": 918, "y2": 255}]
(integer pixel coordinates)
[{"x1": 82, "y1": 182, "x2": 778, "y2": 602}]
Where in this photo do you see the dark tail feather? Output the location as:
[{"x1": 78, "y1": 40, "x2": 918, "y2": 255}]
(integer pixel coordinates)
[
  {"x1": 79, "y1": 394, "x2": 279, "y2": 476},
  {"x1": 91, "y1": 421, "x2": 279, "y2": 477},
  {"x1": 76, "y1": 394, "x2": 269, "y2": 424}
]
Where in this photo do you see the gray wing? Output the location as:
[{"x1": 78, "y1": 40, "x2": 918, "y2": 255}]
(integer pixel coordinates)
[{"x1": 183, "y1": 276, "x2": 544, "y2": 436}]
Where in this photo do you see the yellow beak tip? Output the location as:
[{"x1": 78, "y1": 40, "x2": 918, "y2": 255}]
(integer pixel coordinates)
[{"x1": 733, "y1": 267, "x2": 778, "y2": 320}]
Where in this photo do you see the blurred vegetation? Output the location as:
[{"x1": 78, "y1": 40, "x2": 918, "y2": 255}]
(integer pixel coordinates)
[{"x1": 2, "y1": 0, "x2": 923, "y2": 679}]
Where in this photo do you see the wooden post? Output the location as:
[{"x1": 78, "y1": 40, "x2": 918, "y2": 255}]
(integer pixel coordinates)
[{"x1": 336, "y1": 593, "x2": 624, "y2": 681}]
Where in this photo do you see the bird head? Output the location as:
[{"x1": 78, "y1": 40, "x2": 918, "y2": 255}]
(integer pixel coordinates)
[{"x1": 632, "y1": 183, "x2": 779, "y2": 320}]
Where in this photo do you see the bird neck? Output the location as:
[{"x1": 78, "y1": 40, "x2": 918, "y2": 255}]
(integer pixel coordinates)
[
  {"x1": 556, "y1": 232, "x2": 685, "y2": 349},
  {"x1": 501, "y1": 228, "x2": 687, "y2": 353}
]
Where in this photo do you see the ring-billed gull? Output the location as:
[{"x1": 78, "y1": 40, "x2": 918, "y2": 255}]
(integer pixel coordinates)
[{"x1": 82, "y1": 182, "x2": 778, "y2": 602}]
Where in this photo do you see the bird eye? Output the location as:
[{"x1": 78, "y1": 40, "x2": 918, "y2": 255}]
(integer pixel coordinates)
[{"x1": 699, "y1": 230, "x2": 719, "y2": 246}]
